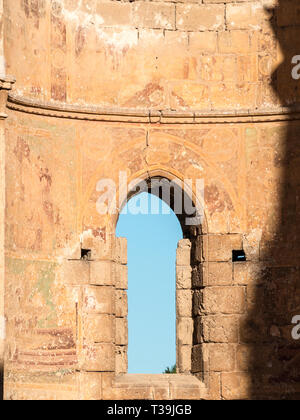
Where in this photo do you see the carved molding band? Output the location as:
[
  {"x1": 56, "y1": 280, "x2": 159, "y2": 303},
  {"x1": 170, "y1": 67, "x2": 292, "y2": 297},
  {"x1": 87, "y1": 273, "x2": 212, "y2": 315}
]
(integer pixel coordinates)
[{"x1": 7, "y1": 93, "x2": 300, "y2": 125}]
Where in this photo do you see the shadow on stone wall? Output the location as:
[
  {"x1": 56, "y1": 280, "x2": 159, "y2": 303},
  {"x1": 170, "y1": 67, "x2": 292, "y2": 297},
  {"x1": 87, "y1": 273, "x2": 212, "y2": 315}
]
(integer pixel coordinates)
[{"x1": 247, "y1": 1, "x2": 300, "y2": 399}]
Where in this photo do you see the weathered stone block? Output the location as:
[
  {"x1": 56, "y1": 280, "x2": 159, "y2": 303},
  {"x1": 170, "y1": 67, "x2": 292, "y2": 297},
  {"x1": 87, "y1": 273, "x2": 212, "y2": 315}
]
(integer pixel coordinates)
[
  {"x1": 218, "y1": 30, "x2": 251, "y2": 54},
  {"x1": 62, "y1": 260, "x2": 89, "y2": 285},
  {"x1": 139, "y1": 28, "x2": 164, "y2": 46},
  {"x1": 67, "y1": 243, "x2": 81, "y2": 260},
  {"x1": 133, "y1": 2, "x2": 175, "y2": 30},
  {"x1": 177, "y1": 345, "x2": 191, "y2": 373},
  {"x1": 78, "y1": 372, "x2": 102, "y2": 400},
  {"x1": 176, "y1": 4, "x2": 224, "y2": 32},
  {"x1": 169, "y1": 380, "x2": 203, "y2": 400},
  {"x1": 226, "y1": 3, "x2": 267, "y2": 31},
  {"x1": 201, "y1": 286, "x2": 246, "y2": 314},
  {"x1": 221, "y1": 372, "x2": 251, "y2": 400},
  {"x1": 192, "y1": 290, "x2": 203, "y2": 317},
  {"x1": 192, "y1": 265, "x2": 205, "y2": 288},
  {"x1": 199, "y1": 55, "x2": 236, "y2": 83},
  {"x1": 101, "y1": 372, "x2": 116, "y2": 399},
  {"x1": 208, "y1": 343, "x2": 236, "y2": 372},
  {"x1": 81, "y1": 235, "x2": 111, "y2": 260},
  {"x1": 202, "y1": 315, "x2": 239, "y2": 343},
  {"x1": 152, "y1": 386, "x2": 170, "y2": 400},
  {"x1": 96, "y1": 2, "x2": 132, "y2": 26},
  {"x1": 115, "y1": 346, "x2": 128, "y2": 374},
  {"x1": 91, "y1": 236, "x2": 115, "y2": 261},
  {"x1": 242, "y1": 229, "x2": 262, "y2": 260},
  {"x1": 114, "y1": 263, "x2": 128, "y2": 290},
  {"x1": 189, "y1": 31, "x2": 217, "y2": 53},
  {"x1": 208, "y1": 234, "x2": 243, "y2": 262},
  {"x1": 177, "y1": 290, "x2": 192, "y2": 317},
  {"x1": 233, "y1": 262, "x2": 263, "y2": 286},
  {"x1": 176, "y1": 239, "x2": 191, "y2": 266},
  {"x1": 83, "y1": 314, "x2": 114, "y2": 343},
  {"x1": 191, "y1": 344, "x2": 208, "y2": 374},
  {"x1": 80, "y1": 343, "x2": 114, "y2": 372},
  {"x1": 207, "y1": 372, "x2": 221, "y2": 400},
  {"x1": 176, "y1": 266, "x2": 192, "y2": 289},
  {"x1": 115, "y1": 290, "x2": 128, "y2": 318},
  {"x1": 115, "y1": 237, "x2": 127, "y2": 265},
  {"x1": 90, "y1": 261, "x2": 114, "y2": 286},
  {"x1": 204, "y1": 262, "x2": 233, "y2": 286},
  {"x1": 83, "y1": 286, "x2": 115, "y2": 315},
  {"x1": 164, "y1": 30, "x2": 188, "y2": 47},
  {"x1": 177, "y1": 317, "x2": 193, "y2": 345},
  {"x1": 111, "y1": 385, "x2": 153, "y2": 400},
  {"x1": 115, "y1": 317, "x2": 128, "y2": 346}
]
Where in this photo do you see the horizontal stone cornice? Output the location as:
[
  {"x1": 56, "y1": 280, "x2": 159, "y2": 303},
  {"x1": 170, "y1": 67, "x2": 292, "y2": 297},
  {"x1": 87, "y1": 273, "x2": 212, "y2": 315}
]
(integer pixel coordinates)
[{"x1": 7, "y1": 93, "x2": 300, "y2": 125}]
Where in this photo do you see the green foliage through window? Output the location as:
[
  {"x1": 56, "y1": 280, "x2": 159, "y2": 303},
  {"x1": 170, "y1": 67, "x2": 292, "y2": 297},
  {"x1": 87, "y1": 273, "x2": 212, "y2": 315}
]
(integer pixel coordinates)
[{"x1": 163, "y1": 364, "x2": 176, "y2": 374}]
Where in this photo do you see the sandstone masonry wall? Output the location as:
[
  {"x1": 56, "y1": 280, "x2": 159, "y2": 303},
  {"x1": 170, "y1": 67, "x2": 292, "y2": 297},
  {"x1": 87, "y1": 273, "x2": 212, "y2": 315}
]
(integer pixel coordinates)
[{"x1": 2, "y1": 0, "x2": 300, "y2": 400}]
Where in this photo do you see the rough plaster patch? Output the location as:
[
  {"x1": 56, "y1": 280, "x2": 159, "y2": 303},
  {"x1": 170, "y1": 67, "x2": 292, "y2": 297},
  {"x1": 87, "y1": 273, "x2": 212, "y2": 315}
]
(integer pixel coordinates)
[
  {"x1": 57, "y1": 0, "x2": 137, "y2": 50},
  {"x1": 63, "y1": 8, "x2": 104, "y2": 27},
  {"x1": 80, "y1": 229, "x2": 94, "y2": 244},
  {"x1": 56, "y1": 0, "x2": 104, "y2": 26},
  {"x1": 97, "y1": 29, "x2": 138, "y2": 50}
]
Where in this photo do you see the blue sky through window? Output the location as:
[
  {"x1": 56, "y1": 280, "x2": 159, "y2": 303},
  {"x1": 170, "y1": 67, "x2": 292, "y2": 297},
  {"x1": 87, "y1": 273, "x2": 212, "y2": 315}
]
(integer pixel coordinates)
[{"x1": 116, "y1": 192, "x2": 183, "y2": 374}]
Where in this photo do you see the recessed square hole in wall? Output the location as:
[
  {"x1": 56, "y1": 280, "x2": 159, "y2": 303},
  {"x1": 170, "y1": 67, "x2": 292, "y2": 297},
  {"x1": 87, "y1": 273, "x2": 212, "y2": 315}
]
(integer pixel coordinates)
[
  {"x1": 81, "y1": 249, "x2": 91, "y2": 260},
  {"x1": 232, "y1": 250, "x2": 246, "y2": 262}
]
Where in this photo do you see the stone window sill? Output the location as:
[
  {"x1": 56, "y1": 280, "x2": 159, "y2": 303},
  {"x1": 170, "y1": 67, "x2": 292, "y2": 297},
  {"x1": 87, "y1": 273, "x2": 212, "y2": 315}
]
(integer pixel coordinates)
[{"x1": 114, "y1": 374, "x2": 207, "y2": 400}]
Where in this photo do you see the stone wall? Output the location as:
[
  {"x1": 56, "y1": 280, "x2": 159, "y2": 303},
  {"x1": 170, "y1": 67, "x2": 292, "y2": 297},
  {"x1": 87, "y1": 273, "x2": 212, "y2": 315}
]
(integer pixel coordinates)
[
  {"x1": 4, "y1": 0, "x2": 294, "y2": 110},
  {"x1": 2, "y1": 0, "x2": 300, "y2": 400}
]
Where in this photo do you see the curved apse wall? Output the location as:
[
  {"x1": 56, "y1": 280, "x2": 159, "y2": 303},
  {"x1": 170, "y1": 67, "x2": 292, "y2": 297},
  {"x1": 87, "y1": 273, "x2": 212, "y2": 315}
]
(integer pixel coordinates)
[{"x1": 3, "y1": 0, "x2": 294, "y2": 110}]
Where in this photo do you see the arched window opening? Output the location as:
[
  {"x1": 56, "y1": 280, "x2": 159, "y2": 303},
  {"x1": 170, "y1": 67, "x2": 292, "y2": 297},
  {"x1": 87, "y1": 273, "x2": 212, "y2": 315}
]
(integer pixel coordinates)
[
  {"x1": 116, "y1": 192, "x2": 183, "y2": 374},
  {"x1": 115, "y1": 175, "x2": 204, "y2": 379}
]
